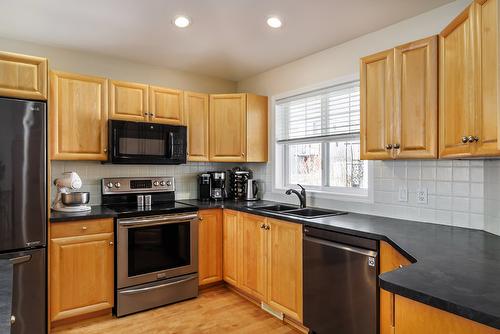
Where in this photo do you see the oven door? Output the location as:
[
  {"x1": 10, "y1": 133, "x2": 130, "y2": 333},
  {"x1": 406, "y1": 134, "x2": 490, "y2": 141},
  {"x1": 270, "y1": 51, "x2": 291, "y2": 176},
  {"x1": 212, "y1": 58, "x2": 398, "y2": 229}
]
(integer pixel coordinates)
[
  {"x1": 117, "y1": 212, "x2": 198, "y2": 288},
  {"x1": 109, "y1": 120, "x2": 187, "y2": 164}
]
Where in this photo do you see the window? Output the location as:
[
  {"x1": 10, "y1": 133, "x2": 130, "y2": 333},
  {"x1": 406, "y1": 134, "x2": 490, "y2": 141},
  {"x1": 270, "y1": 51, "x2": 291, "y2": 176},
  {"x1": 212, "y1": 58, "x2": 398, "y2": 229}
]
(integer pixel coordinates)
[{"x1": 275, "y1": 80, "x2": 368, "y2": 196}]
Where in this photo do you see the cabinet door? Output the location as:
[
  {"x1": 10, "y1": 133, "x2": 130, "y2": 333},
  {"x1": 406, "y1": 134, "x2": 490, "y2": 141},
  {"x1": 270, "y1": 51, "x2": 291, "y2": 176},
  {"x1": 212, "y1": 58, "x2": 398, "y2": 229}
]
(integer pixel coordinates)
[
  {"x1": 209, "y1": 94, "x2": 247, "y2": 162},
  {"x1": 185, "y1": 92, "x2": 209, "y2": 161},
  {"x1": 267, "y1": 219, "x2": 303, "y2": 322},
  {"x1": 379, "y1": 241, "x2": 412, "y2": 334},
  {"x1": 246, "y1": 94, "x2": 268, "y2": 162},
  {"x1": 394, "y1": 36, "x2": 438, "y2": 159},
  {"x1": 198, "y1": 209, "x2": 223, "y2": 286},
  {"x1": 439, "y1": 5, "x2": 475, "y2": 158},
  {"x1": 109, "y1": 80, "x2": 148, "y2": 121},
  {"x1": 360, "y1": 50, "x2": 394, "y2": 160},
  {"x1": 50, "y1": 71, "x2": 108, "y2": 160},
  {"x1": 222, "y1": 210, "x2": 240, "y2": 286},
  {"x1": 239, "y1": 213, "x2": 267, "y2": 301},
  {"x1": 50, "y1": 231, "x2": 114, "y2": 322},
  {"x1": 395, "y1": 295, "x2": 498, "y2": 334},
  {"x1": 475, "y1": 0, "x2": 500, "y2": 156},
  {"x1": 149, "y1": 86, "x2": 184, "y2": 125},
  {"x1": 0, "y1": 51, "x2": 47, "y2": 100}
]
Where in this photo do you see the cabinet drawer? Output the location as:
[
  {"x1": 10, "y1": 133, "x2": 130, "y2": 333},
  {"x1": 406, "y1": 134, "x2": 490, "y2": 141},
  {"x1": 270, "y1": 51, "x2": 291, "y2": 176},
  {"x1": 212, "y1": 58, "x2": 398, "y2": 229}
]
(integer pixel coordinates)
[{"x1": 51, "y1": 218, "x2": 113, "y2": 238}]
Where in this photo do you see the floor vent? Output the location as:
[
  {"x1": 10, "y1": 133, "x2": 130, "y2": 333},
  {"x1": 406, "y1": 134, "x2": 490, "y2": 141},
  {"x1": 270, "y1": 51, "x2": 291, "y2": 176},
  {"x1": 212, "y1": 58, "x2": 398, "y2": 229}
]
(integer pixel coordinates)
[{"x1": 261, "y1": 302, "x2": 284, "y2": 320}]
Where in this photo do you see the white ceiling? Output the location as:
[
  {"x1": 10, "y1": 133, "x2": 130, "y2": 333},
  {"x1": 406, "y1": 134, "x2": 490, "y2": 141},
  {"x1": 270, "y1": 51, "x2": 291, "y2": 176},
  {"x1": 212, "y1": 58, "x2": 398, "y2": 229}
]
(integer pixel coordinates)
[{"x1": 0, "y1": 0, "x2": 453, "y2": 81}]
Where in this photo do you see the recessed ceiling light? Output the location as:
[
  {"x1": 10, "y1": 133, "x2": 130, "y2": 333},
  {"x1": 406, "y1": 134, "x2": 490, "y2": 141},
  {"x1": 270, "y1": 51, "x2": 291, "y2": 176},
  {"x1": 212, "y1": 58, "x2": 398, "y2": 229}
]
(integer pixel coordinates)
[
  {"x1": 173, "y1": 15, "x2": 191, "y2": 28},
  {"x1": 267, "y1": 16, "x2": 282, "y2": 29}
]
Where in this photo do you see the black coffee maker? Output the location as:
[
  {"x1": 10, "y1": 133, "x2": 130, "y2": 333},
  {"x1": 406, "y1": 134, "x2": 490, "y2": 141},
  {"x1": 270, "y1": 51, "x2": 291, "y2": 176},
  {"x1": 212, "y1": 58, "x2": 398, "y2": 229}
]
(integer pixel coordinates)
[{"x1": 198, "y1": 173, "x2": 211, "y2": 201}]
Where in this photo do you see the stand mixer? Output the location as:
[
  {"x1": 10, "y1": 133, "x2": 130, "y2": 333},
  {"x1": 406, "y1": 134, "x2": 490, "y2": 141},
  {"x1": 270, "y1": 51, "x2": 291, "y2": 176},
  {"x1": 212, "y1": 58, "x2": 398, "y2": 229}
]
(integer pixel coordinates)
[{"x1": 51, "y1": 171, "x2": 91, "y2": 212}]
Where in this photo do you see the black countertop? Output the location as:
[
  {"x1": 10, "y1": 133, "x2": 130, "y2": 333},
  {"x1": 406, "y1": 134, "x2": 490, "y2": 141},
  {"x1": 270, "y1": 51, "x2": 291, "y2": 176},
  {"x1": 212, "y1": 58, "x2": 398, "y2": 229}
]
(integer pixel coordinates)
[
  {"x1": 50, "y1": 199, "x2": 500, "y2": 329},
  {"x1": 179, "y1": 199, "x2": 500, "y2": 330}
]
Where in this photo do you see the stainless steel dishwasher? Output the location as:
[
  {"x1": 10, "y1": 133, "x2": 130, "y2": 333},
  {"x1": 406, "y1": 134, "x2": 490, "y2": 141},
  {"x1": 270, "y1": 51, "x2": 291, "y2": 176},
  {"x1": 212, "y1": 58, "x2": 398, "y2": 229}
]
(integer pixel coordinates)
[{"x1": 303, "y1": 226, "x2": 378, "y2": 334}]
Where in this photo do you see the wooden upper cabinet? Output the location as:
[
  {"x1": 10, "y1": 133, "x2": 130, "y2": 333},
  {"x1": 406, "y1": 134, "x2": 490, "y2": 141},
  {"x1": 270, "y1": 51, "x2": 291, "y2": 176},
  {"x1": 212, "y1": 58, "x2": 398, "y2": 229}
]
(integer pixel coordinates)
[
  {"x1": 222, "y1": 210, "x2": 240, "y2": 287},
  {"x1": 50, "y1": 71, "x2": 108, "y2": 160},
  {"x1": 210, "y1": 94, "x2": 247, "y2": 162},
  {"x1": 50, "y1": 219, "x2": 114, "y2": 324},
  {"x1": 185, "y1": 91, "x2": 209, "y2": 161},
  {"x1": 0, "y1": 51, "x2": 47, "y2": 100},
  {"x1": 198, "y1": 209, "x2": 223, "y2": 286},
  {"x1": 239, "y1": 213, "x2": 268, "y2": 302},
  {"x1": 149, "y1": 86, "x2": 184, "y2": 125},
  {"x1": 109, "y1": 80, "x2": 149, "y2": 122},
  {"x1": 439, "y1": 5, "x2": 476, "y2": 158},
  {"x1": 475, "y1": 0, "x2": 500, "y2": 156},
  {"x1": 267, "y1": 219, "x2": 303, "y2": 322},
  {"x1": 394, "y1": 36, "x2": 438, "y2": 159},
  {"x1": 209, "y1": 93, "x2": 268, "y2": 162},
  {"x1": 360, "y1": 49, "x2": 394, "y2": 160}
]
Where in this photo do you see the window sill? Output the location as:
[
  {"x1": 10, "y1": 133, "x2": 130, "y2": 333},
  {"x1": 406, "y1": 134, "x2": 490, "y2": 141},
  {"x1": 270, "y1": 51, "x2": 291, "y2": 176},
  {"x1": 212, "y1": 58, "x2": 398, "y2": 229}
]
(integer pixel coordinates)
[{"x1": 271, "y1": 187, "x2": 373, "y2": 204}]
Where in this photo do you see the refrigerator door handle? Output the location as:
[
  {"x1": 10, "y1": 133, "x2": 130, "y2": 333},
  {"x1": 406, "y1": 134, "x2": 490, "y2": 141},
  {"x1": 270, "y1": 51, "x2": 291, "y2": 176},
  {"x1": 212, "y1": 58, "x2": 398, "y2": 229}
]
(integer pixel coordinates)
[{"x1": 9, "y1": 255, "x2": 31, "y2": 265}]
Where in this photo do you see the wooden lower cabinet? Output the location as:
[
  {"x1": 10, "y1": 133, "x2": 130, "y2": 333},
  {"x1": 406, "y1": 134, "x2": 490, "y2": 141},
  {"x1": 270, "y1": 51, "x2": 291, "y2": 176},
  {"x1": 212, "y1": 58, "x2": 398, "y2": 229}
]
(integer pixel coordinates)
[
  {"x1": 222, "y1": 211, "x2": 303, "y2": 322},
  {"x1": 223, "y1": 210, "x2": 241, "y2": 286},
  {"x1": 198, "y1": 209, "x2": 223, "y2": 286},
  {"x1": 49, "y1": 219, "x2": 114, "y2": 325},
  {"x1": 395, "y1": 295, "x2": 499, "y2": 334}
]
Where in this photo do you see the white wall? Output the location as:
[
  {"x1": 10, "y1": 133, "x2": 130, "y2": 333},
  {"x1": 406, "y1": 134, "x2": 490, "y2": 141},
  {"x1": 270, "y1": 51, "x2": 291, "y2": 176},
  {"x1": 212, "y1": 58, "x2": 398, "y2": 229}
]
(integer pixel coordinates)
[
  {"x1": 235, "y1": 0, "x2": 500, "y2": 234},
  {"x1": 0, "y1": 36, "x2": 236, "y2": 93}
]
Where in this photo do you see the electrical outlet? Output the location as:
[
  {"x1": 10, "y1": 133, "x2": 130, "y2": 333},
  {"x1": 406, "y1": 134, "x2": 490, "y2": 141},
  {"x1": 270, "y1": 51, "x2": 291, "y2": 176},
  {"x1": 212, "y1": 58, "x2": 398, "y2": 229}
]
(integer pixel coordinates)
[
  {"x1": 398, "y1": 186, "x2": 408, "y2": 202},
  {"x1": 416, "y1": 188, "x2": 428, "y2": 204}
]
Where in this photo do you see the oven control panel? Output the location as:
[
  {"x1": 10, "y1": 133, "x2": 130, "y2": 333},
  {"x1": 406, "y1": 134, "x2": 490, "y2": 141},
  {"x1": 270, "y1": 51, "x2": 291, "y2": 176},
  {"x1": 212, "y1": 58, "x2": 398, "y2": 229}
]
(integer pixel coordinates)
[{"x1": 102, "y1": 177, "x2": 174, "y2": 194}]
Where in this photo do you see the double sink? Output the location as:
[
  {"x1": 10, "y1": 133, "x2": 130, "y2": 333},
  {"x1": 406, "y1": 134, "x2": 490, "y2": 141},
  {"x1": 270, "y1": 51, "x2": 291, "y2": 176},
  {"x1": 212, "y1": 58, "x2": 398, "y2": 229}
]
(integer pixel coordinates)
[{"x1": 252, "y1": 204, "x2": 347, "y2": 219}]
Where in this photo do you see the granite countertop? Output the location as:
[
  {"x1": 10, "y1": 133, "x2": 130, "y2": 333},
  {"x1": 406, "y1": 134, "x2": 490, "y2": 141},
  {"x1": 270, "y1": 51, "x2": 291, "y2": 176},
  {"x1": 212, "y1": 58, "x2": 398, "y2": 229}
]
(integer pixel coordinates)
[
  {"x1": 49, "y1": 198, "x2": 500, "y2": 329},
  {"x1": 50, "y1": 205, "x2": 116, "y2": 222},
  {"x1": 179, "y1": 199, "x2": 500, "y2": 330}
]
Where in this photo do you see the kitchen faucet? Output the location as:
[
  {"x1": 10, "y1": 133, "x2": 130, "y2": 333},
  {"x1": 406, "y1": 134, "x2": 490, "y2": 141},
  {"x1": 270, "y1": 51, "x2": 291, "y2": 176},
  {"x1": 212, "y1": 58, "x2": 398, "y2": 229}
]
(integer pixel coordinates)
[{"x1": 285, "y1": 184, "x2": 307, "y2": 208}]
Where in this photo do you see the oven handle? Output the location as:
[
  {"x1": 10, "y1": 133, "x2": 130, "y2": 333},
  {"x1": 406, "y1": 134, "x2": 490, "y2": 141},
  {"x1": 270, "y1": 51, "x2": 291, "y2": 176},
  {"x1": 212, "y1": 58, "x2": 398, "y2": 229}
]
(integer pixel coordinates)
[
  {"x1": 120, "y1": 275, "x2": 197, "y2": 295},
  {"x1": 118, "y1": 213, "x2": 199, "y2": 227}
]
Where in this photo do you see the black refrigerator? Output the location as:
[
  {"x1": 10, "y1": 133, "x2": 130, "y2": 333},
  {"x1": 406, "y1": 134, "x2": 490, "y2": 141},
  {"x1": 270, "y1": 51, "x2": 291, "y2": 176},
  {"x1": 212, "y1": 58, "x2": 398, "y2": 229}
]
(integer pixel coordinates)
[{"x1": 0, "y1": 97, "x2": 47, "y2": 334}]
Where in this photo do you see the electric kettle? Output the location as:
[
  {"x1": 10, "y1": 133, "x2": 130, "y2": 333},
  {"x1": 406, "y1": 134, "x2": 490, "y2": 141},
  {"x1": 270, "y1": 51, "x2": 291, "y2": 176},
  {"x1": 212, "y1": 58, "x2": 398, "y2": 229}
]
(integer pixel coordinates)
[{"x1": 245, "y1": 179, "x2": 259, "y2": 201}]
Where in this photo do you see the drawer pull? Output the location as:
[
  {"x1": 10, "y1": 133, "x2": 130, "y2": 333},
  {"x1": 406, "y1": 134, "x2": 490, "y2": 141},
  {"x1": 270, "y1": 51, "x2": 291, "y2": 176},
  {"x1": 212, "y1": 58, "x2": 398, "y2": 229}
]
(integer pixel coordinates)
[{"x1": 82, "y1": 226, "x2": 87, "y2": 231}]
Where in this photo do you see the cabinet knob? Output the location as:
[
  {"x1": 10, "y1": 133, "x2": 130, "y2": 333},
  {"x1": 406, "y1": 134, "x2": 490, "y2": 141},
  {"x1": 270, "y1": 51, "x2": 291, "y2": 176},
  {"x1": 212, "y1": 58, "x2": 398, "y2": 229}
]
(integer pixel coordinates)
[
  {"x1": 468, "y1": 135, "x2": 476, "y2": 143},
  {"x1": 144, "y1": 112, "x2": 148, "y2": 116},
  {"x1": 104, "y1": 148, "x2": 108, "y2": 153},
  {"x1": 242, "y1": 152, "x2": 246, "y2": 156},
  {"x1": 82, "y1": 226, "x2": 87, "y2": 231},
  {"x1": 260, "y1": 223, "x2": 266, "y2": 229},
  {"x1": 109, "y1": 241, "x2": 114, "y2": 246},
  {"x1": 399, "y1": 264, "x2": 404, "y2": 268},
  {"x1": 385, "y1": 144, "x2": 393, "y2": 150},
  {"x1": 393, "y1": 143, "x2": 400, "y2": 149},
  {"x1": 10, "y1": 315, "x2": 15, "y2": 325},
  {"x1": 199, "y1": 217, "x2": 204, "y2": 221},
  {"x1": 473, "y1": 136, "x2": 479, "y2": 142},
  {"x1": 461, "y1": 136, "x2": 469, "y2": 144},
  {"x1": 265, "y1": 224, "x2": 270, "y2": 230},
  {"x1": 150, "y1": 113, "x2": 155, "y2": 117}
]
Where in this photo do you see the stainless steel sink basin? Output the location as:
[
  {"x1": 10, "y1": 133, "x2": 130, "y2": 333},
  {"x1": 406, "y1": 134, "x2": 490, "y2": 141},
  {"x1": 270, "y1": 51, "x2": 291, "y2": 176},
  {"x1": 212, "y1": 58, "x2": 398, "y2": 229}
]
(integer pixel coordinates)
[
  {"x1": 255, "y1": 204, "x2": 299, "y2": 212},
  {"x1": 285, "y1": 208, "x2": 347, "y2": 218}
]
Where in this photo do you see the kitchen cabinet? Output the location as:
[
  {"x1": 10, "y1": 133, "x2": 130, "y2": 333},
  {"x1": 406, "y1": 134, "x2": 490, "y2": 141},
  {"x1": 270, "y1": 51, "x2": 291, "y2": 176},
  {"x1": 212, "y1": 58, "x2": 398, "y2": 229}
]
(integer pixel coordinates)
[
  {"x1": 266, "y1": 218, "x2": 303, "y2": 322},
  {"x1": 49, "y1": 219, "x2": 114, "y2": 325},
  {"x1": 239, "y1": 213, "x2": 268, "y2": 301},
  {"x1": 222, "y1": 211, "x2": 303, "y2": 322},
  {"x1": 209, "y1": 93, "x2": 268, "y2": 162},
  {"x1": 149, "y1": 85, "x2": 183, "y2": 125},
  {"x1": 439, "y1": 0, "x2": 500, "y2": 157},
  {"x1": 394, "y1": 294, "x2": 498, "y2": 334},
  {"x1": 198, "y1": 209, "x2": 223, "y2": 286},
  {"x1": 185, "y1": 91, "x2": 209, "y2": 161},
  {"x1": 0, "y1": 51, "x2": 47, "y2": 100},
  {"x1": 222, "y1": 209, "x2": 241, "y2": 287},
  {"x1": 379, "y1": 241, "x2": 412, "y2": 334},
  {"x1": 109, "y1": 80, "x2": 149, "y2": 122},
  {"x1": 49, "y1": 70, "x2": 108, "y2": 160},
  {"x1": 361, "y1": 36, "x2": 437, "y2": 160}
]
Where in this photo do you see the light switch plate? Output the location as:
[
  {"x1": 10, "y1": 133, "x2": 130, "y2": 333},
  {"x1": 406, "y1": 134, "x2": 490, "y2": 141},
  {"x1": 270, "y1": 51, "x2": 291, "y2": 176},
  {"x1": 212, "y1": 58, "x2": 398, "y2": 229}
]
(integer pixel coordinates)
[
  {"x1": 398, "y1": 186, "x2": 408, "y2": 202},
  {"x1": 416, "y1": 187, "x2": 428, "y2": 204}
]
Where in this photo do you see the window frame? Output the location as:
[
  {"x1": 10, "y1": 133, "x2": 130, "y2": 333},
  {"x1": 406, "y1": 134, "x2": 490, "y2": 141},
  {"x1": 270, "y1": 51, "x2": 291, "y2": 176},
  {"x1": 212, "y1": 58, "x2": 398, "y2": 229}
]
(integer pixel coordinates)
[{"x1": 271, "y1": 74, "x2": 374, "y2": 203}]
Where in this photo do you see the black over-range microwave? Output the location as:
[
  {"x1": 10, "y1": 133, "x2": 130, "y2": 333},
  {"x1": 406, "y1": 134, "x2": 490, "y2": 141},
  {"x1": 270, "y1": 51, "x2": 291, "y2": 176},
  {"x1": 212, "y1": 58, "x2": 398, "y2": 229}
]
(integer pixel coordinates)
[{"x1": 109, "y1": 120, "x2": 187, "y2": 164}]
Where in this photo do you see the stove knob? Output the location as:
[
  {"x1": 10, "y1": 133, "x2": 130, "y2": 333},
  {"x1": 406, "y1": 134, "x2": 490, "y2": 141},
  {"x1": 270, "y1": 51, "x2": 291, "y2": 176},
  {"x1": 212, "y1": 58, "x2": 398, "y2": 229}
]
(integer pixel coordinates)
[
  {"x1": 114, "y1": 182, "x2": 121, "y2": 189},
  {"x1": 153, "y1": 181, "x2": 160, "y2": 187},
  {"x1": 160, "y1": 181, "x2": 166, "y2": 186},
  {"x1": 166, "y1": 181, "x2": 172, "y2": 187},
  {"x1": 106, "y1": 182, "x2": 113, "y2": 188}
]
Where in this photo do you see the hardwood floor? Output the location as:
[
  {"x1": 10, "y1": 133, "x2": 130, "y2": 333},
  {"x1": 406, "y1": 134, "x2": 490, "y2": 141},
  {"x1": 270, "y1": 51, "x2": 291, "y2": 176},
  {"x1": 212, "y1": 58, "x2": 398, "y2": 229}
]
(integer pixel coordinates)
[{"x1": 52, "y1": 285, "x2": 300, "y2": 334}]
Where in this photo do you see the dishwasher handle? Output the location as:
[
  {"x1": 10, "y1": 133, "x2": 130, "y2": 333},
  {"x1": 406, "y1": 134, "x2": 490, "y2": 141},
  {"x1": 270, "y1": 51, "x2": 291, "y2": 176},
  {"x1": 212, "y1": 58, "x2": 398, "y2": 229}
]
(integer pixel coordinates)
[{"x1": 304, "y1": 235, "x2": 378, "y2": 258}]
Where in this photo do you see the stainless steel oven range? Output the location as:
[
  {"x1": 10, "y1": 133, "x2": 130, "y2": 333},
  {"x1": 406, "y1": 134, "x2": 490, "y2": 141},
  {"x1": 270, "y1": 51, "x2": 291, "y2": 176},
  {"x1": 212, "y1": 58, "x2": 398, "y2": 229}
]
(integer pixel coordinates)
[{"x1": 101, "y1": 176, "x2": 199, "y2": 317}]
